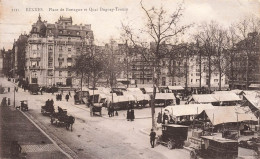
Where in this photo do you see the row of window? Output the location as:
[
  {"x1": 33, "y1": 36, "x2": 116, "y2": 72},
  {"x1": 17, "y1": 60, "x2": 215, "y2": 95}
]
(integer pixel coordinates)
[
  {"x1": 190, "y1": 79, "x2": 224, "y2": 83},
  {"x1": 47, "y1": 70, "x2": 72, "y2": 76},
  {"x1": 58, "y1": 30, "x2": 81, "y2": 36}
]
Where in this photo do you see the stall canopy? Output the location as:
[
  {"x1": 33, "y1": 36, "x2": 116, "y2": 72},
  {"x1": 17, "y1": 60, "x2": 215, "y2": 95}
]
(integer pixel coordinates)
[
  {"x1": 249, "y1": 84, "x2": 260, "y2": 88},
  {"x1": 127, "y1": 88, "x2": 143, "y2": 94},
  {"x1": 230, "y1": 89, "x2": 244, "y2": 95},
  {"x1": 168, "y1": 86, "x2": 184, "y2": 91},
  {"x1": 155, "y1": 93, "x2": 176, "y2": 100},
  {"x1": 197, "y1": 106, "x2": 257, "y2": 125},
  {"x1": 164, "y1": 104, "x2": 214, "y2": 117},
  {"x1": 212, "y1": 93, "x2": 241, "y2": 102},
  {"x1": 124, "y1": 92, "x2": 150, "y2": 101},
  {"x1": 143, "y1": 87, "x2": 159, "y2": 94},
  {"x1": 243, "y1": 94, "x2": 260, "y2": 110},
  {"x1": 189, "y1": 93, "x2": 241, "y2": 103},
  {"x1": 189, "y1": 94, "x2": 219, "y2": 103}
]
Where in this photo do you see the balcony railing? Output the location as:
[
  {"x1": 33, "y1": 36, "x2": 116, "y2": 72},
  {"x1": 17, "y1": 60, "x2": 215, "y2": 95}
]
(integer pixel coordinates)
[
  {"x1": 30, "y1": 57, "x2": 41, "y2": 61},
  {"x1": 58, "y1": 57, "x2": 64, "y2": 61},
  {"x1": 29, "y1": 66, "x2": 41, "y2": 69}
]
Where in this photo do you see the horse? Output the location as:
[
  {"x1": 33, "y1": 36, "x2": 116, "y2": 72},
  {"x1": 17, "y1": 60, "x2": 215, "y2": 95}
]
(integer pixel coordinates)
[{"x1": 65, "y1": 115, "x2": 75, "y2": 131}]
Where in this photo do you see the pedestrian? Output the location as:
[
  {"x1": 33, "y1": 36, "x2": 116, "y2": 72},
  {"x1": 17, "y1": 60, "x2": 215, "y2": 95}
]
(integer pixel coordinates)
[
  {"x1": 61, "y1": 90, "x2": 63, "y2": 95},
  {"x1": 115, "y1": 110, "x2": 118, "y2": 116},
  {"x1": 40, "y1": 87, "x2": 43, "y2": 95},
  {"x1": 157, "y1": 112, "x2": 162, "y2": 124},
  {"x1": 50, "y1": 99, "x2": 54, "y2": 107},
  {"x1": 56, "y1": 94, "x2": 58, "y2": 101},
  {"x1": 60, "y1": 94, "x2": 62, "y2": 101},
  {"x1": 15, "y1": 87, "x2": 18, "y2": 92},
  {"x1": 69, "y1": 91, "x2": 71, "y2": 97},
  {"x1": 108, "y1": 106, "x2": 111, "y2": 117},
  {"x1": 149, "y1": 129, "x2": 156, "y2": 148},
  {"x1": 111, "y1": 105, "x2": 114, "y2": 117},
  {"x1": 65, "y1": 94, "x2": 69, "y2": 102},
  {"x1": 176, "y1": 96, "x2": 180, "y2": 105},
  {"x1": 162, "y1": 112, "x2": 168, "y2": 124},
  {"x1": 127, "y1": 109, "x2": 130, "y2": 121},
  {"x1": 131, "y1": 109, "x2": 135, "y2": 121},
  {"x1": 8, "y1": 87, "x2": 10, "y2": 92}
]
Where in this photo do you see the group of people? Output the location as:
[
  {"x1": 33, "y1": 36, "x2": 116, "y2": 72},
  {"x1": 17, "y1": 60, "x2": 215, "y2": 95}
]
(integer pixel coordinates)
[
  {"x1": 107, "y1": 104, "x2": 117, "y2": 117},
  {"x1": 157, "y1": 112, "x2": 175, "y2": 124},
  {"x1": 56, "y1": 94, "x2": 63, "y2": 101},
  {"x1": 45, "y1": 99, "x2": 54, "y2": 107},
  {"x1": 126, "y1": 109, "x2": 135, "y2": 121}
]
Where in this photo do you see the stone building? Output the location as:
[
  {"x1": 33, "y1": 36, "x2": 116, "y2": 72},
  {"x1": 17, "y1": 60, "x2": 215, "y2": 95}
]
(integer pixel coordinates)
[
  {"x1": 12, "y1": 34, "x2": 29, "y2": 79},
  {"x1": 25, "y1": 15, "x2": 94, "y2": 86}
]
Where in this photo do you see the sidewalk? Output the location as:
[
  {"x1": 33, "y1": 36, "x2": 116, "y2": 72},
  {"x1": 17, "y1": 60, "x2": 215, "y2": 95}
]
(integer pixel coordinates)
[{"x1": 0, "y1": 105, "x2": 69, "y2": 159}]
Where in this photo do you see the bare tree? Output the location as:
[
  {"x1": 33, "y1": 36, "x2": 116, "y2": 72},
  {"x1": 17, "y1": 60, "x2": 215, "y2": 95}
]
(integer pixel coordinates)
[
  {"x1": 235, "y1": 17, "x2": 260, "y2": 89},
  {"x1": 225, "y1": 24, "x2": 240, "y2": 90},
  {"x1": 196, "y1": 21, "x2": 219, "y2": 91},
  {"x1": 212, "y1": 25, "x2": 229, "y2": 90},
  {"x1": 70, "y1": 52, "x2": 92, "y2": 100},
  {"x1": 122, "y1": 1, "x2": 191, "y2": 128}
]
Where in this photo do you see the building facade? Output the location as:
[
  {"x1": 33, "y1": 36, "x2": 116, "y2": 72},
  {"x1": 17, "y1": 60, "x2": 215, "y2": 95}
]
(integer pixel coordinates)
[{"x1": 25, "y1": 15, "x2": 94, "y2": 86}]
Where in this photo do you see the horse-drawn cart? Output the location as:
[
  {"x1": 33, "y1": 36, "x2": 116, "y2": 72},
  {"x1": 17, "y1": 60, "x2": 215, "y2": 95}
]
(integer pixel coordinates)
[
  {"x1": 20, "y1": 100, "x2": 28, "y2": 111},
  {"x1": 41, "y1": 100, "x2": 54, "y2": 115},
  {"x1": 91, "y1": 104, "x2": 102, "y2": 116},
  {"x1": 50, "y1": 107, "x2": 75, "y2": 131}
]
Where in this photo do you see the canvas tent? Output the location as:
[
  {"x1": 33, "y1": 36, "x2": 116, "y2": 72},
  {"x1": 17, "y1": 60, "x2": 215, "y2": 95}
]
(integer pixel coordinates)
[
  {"x1": 188, "y1": 94, "x2": 219, "y2": 104},
  {"x1": 168, "y1": 86, "x2": 184, "y2": 91},
  {"x1": 197, "y1": 106, "x2": 257, "y2": 125},
  {"x1": 189, "y1": 93, "x2": 241, "y2": 105},
  {"x1": 154, "y1": 93, "x2": 176, "y2": 106},
  {"x1": 212, "y1": 93, "x2": 241, "y2": 102},
  {"x1": 164, "y1": 104, "x2": 214, "y2": 117},
  {"x1": 143, "y1": 87, "x2": 159, "y2": 94}
]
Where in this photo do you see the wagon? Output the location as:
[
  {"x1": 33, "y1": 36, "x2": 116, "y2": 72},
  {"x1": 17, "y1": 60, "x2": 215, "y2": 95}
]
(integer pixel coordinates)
[
  {"x1": 50, "y1": 107, "x2": 75, "y2": 131},
  {"x1": 91, "y1": 104, "x2": 102, "y2": 116},
  {"x1": 28, "y1": 84, "x2": 39, "y2": 95},
  {"x1": 41, "y1": 101, "x2": 54, "y2": 115},
  {"x1": 20, "y1": 100, "x2": 28, "y2": 111},
  {"x1": 50, "y1": 107, "x2": 68, "y2": 126},
  {"x1": 190, "y1": 136, "x2": 238, "y2": 159},
  {"x1": 157, "y1": 124, "x2": 188, "y2": 149}
]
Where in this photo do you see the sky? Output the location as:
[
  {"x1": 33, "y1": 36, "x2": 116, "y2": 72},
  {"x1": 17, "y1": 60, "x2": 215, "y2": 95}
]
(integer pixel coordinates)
[{"x1": 0, "y1": 0, "x2": 259, "y2": 49}]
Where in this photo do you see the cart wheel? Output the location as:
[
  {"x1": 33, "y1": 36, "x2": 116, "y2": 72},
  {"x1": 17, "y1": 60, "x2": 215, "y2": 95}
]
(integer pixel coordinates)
[
  {"x1": 190, "y1": 150, "x2": 197, "y2": 159},
  {"x1": 167, "y1": 140, "x2": 174, "y2": 149}
]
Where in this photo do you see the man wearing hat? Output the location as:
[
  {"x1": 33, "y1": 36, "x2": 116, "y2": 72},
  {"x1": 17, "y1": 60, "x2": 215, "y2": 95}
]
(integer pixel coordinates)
[{"x1": 149, "y1": 129, "x2": 156, "y2": 148}]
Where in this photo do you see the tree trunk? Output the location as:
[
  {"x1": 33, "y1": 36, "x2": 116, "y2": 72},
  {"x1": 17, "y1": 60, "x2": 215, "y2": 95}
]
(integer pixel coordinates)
[
  {"x1": 185, "y1": 56, "x2": 188, "y2": 89},
  {"x1": 246, "y1": 55, "x2": 249, "y2": 90},
  {"x1": 218, "y1": 56, "x2": 222, "y2": 90},
  {"x1": 199, "y1": 52, "x2": 202, "y2": 89},
  {"x1": 230, "y1": 58, "x2": 234, "y2": 90},
  {"x1": 208, "y1": 55, "x2": 211, "y2": 92}
]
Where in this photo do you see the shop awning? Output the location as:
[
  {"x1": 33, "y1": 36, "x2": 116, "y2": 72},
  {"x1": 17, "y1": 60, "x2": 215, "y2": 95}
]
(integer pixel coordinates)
[
  {"x1": 168, "y1": 86, "x2": 184, "y2": 90},
  {"x1": 197, "y1": 106, "x2": 257, "y2": 125},
  {"x1": 164, "y1": 104, "x2": 214, "y2": 117}
]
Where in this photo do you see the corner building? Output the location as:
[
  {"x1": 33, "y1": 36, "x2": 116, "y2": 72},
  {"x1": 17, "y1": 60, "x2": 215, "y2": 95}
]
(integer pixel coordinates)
[{"x1": 25, "y1": 15, "x2": 94, "y2": 86}]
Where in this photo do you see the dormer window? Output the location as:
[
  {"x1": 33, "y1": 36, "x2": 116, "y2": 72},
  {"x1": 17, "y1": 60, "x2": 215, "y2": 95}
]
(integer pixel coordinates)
[
  {"x1": 49, "y1": 30, "x2": 52, "y2": 33},
  {"x1": 68, "y1": 31, "x2": 71, "y2": 35},
  {"x1": 59, "y1": 30, "x2": 63, "y2": 34},
  {"x1": 33, "y1": 27, "x2": 37, "y2": 32},
  {"x1": 68, "y1": 37, "x2": 71, "y2": 42},
  {"x1": 77, "y1": 32, "x2": 80, "y2": 35}
]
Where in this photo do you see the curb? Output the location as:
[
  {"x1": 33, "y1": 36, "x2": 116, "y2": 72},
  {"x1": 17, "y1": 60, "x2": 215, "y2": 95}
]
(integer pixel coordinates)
[{"x1": 19, "y1": 109, "x2": 73, "y2": 159}]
